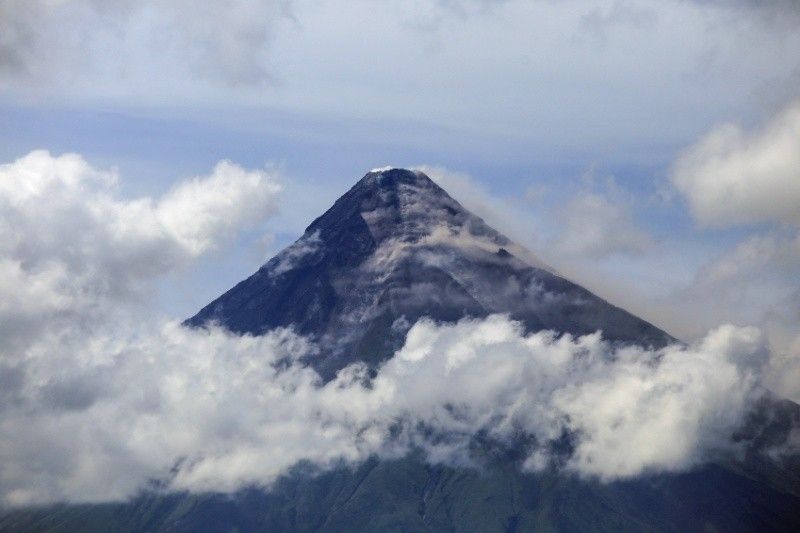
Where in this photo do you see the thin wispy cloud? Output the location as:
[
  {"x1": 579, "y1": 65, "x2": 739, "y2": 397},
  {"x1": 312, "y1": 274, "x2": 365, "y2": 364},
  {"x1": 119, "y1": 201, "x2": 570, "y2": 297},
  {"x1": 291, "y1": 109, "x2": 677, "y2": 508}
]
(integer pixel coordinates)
[{"x1": 0, "y1": 0, "x2": 292, "y2": 88}]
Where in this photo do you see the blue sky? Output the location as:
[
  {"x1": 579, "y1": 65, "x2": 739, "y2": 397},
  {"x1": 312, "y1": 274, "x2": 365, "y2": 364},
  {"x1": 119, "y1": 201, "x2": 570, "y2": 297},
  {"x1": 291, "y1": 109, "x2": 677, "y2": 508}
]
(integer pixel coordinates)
[{"x1": 1, "y1": 0, "x2": 799, "y2": 347}]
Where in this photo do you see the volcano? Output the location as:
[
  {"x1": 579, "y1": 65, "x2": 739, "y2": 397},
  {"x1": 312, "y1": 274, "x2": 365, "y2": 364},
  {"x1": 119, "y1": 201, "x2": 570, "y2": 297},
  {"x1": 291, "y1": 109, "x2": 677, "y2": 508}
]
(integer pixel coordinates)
[
  {"x1": 187, "y1": 168, "x2": 672, "y2": 379},
  {"x1": 2, "y1": 168, "x2": 799, "y2": 533}
]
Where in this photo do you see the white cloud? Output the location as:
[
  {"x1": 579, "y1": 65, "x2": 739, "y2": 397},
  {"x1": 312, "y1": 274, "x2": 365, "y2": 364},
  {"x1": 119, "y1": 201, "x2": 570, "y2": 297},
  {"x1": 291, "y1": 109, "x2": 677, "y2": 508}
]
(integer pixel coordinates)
[
  {"x1": 404, "y1": 164, "x2": 799, "y2": 405},
  {"x1": 0, "y1": 150, "x2": 281, "y2": 354},
  {"x1": 0, "y1": 150, "x2": 793, "y2": 508},
  {"x1": 550, "y1": 174, "x2": 652, "y2": 260},
  {"x1": 420, "y1": 165, "x2": 652, "y2": 261},
  {"x1": 156, "y1": 160, "x2": 283, "y2": 255},
  {"x1": 0, "y1": 312, "x2": 776, "y2": 506},
  {"x1": 388, "y1": 317, "x2": 768, "y2": 480},
  {"x1": 671, "y1": 100, "x2": 800, "y2": 228}
]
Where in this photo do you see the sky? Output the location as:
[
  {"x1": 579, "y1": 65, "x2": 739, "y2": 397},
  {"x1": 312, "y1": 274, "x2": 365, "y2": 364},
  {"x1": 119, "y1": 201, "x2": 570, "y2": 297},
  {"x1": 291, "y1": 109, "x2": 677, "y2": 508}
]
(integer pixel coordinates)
[{"x1": 1, "y1": 0, "x2": 800, "y2": 506}]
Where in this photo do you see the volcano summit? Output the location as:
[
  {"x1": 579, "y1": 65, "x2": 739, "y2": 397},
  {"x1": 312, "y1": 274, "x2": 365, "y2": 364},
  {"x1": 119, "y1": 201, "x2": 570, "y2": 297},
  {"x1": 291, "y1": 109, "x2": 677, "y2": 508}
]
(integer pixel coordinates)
[{"x1": 188, "y1": 168, "x2": 672, "y2": 378}]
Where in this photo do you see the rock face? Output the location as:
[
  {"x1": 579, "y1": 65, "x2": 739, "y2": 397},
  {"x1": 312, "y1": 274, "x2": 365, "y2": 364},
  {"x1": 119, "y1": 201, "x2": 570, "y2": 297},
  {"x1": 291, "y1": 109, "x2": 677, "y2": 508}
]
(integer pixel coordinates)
[
  {"x1": 187, "y1": 168, "x2": 671, "y2": 379},
  {"x1": 3, "y1": 168, "x2": 799, "y2": 533}
]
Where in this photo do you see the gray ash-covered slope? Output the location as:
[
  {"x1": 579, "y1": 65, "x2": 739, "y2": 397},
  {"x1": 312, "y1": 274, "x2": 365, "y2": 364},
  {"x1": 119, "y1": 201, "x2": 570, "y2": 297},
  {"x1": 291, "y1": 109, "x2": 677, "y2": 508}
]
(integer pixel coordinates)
[{"x1": 188, "y1": 168, "x2": 671, "y2": 377}]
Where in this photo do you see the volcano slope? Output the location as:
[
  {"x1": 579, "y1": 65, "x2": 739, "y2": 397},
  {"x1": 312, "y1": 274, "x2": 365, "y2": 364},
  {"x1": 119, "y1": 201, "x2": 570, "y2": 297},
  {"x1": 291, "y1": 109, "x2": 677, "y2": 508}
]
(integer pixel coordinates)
[
  {"x1": 187, "y1": 168, "x2": 673, "y2": 379},
  {"x1": 2, "y1": 168, "x2": 799, "y2": 533}
]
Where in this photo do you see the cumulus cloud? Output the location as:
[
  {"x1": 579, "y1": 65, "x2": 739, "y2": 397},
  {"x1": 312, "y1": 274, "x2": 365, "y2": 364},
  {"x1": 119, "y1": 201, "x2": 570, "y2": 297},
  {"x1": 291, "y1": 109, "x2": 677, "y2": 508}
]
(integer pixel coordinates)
[
  {"x1": 0, "y1": 150, "x2": 793, "y2": 508},
  {"x1": 673, "y1": 231, "x2": 800, "y2": 400},
  {"x1": 0, "y1": 312, "x2": 777, "y2": 506},
  {"x1": 156, "y1": 160, "x2": 283, "y2": 255},
  {"x1": 382, "y1": 317, "x2": 769, "y2": 480},
  {"x1": 672, "y1": 100, "x2": 800, "y2": 228},
  {"x1": 0, "y1": 150, "x2": 281, "y2": 354}
]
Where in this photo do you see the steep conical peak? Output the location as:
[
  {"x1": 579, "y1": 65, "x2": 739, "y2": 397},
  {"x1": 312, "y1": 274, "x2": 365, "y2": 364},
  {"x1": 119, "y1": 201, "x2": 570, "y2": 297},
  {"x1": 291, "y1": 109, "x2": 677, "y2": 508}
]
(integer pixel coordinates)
[
  {"x1": 359, "y1": 167, "x2": 435, "y2": 190},
  {"x1": 188, "y1": 166, "x2": 675, "y2": 374},
  {"x1": 350, "y1": 167, "x2": 455, "y2": 214},
  {"x1": 303, "y1": 167, "x2": 505, "y2": 251}
]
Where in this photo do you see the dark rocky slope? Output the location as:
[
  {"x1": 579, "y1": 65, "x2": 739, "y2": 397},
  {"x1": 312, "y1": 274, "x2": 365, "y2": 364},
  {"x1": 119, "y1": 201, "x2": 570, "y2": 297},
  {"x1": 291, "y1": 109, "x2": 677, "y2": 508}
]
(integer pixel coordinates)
[{"x1": 187, "y1": 168, "x2": 672, "y2": 379}]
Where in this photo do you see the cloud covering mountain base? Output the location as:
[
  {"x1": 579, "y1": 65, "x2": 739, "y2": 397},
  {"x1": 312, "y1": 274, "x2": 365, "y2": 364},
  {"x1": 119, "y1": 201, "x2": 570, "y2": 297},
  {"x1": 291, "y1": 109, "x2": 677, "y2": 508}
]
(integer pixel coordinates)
[
  {"x1": 0, "y1": 151, "x2": 796, "y2": 508},
  {"x1": 0, "y1": 311, "x2": 781, "y2": 507}
]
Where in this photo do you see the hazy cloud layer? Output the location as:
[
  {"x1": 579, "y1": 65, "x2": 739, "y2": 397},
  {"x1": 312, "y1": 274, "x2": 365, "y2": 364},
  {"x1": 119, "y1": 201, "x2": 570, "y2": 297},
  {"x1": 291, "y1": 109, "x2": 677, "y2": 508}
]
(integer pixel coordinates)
[
  {"x1": 697, "y1": 0, "x2": 800, "y2": 26},
  {"x1": 552, "y1": 177, "x2": 652, "y2": 259},
  {"x1": 421, "y1": 164, "x2": 652, "y2": 263},
  {"x1": 0, "y1": 151, "x2": 791, "y2": 506},
  {"x1": 0, "y1": 0, "x2": 291, "y2": 87},
  {"x1": 416, "y1": 165, "x2": 548, "y2": 267},
  {"x1": 2, "y1": 0, "x2": 799, "y2": 156}
]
